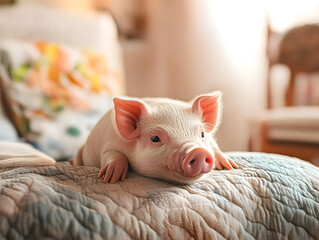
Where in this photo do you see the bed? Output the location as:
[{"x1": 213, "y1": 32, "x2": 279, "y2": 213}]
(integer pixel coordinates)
[{"x1": 0, "y1": 141, "x2": 318, "y2": 239}]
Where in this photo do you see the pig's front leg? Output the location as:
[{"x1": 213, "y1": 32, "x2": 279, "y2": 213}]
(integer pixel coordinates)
[
  {"x1": 210, "y1": 140, "x2": 238, "y2": 170},
  {"x1": 214, "y1": 149, "x2": 238, "y2": 170},
  {"x1": 97, "y1": 151, "x2": 129, "y2": 184}
]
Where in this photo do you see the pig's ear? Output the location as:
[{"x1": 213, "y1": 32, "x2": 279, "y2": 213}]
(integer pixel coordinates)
[
  {"x1": 191, "y1": 92, "x2": 221, "y2": 132},
  {"x1": 113, "y1": 97, "x2": 148, "y2": 140}
]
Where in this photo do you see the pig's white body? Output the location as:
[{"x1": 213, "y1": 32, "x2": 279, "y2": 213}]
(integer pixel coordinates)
[{"x1": 73, "y1": 93, "x2": 237, "y2": 184}]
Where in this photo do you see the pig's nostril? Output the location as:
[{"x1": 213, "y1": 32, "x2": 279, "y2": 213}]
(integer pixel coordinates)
[
  {"x1": 189, "y1": 159, "x2": 196, "y2": 165},
  {"x1": 205, "y1": 158, "x2": 213, "y2": 164}
]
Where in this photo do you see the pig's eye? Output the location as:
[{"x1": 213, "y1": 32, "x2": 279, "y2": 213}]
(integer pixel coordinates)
[
  {"x1": 201, "y1": 132, "x2": 205, "y2": 138},
  {"x1": 151, "y1": 135, "x2": 161, "y2": 143}
]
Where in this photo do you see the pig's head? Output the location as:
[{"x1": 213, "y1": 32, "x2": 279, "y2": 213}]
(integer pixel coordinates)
[{"x1": 112, "y1": 92, "x2": 222, "y2": 184}]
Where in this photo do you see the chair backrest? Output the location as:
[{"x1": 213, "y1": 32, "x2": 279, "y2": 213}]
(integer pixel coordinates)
[{"x1": 267, "y1": 23, "x2": 319, "y2": 108}]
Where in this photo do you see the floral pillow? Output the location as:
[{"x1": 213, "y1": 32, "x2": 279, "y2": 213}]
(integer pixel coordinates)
[{"x1": 0, "y1": 39, "x2": 126, "y2": 160}]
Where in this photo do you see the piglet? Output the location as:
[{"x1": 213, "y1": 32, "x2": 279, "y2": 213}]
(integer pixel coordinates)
[{"x1": 72, "y1": 92, "x2": 238, "y2": 184}]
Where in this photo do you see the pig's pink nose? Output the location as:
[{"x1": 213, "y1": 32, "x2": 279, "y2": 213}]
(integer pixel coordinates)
[{"x1": 182, "y1": 148, "x2": 214, "y2": 177}]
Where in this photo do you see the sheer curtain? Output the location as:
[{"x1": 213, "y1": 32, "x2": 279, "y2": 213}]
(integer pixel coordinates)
[{"x1": 267, "y1": 0, "x2": 319, "y2": 32}]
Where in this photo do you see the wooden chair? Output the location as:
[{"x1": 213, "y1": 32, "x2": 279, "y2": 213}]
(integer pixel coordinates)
[{"x1": 250, "y1": 23, "x2": 319, "y2": 166}]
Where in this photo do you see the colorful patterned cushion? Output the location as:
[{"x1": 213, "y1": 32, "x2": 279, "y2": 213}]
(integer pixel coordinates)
[{"x1": 0, "y1": 39, "x2": 126, "y2": 160}]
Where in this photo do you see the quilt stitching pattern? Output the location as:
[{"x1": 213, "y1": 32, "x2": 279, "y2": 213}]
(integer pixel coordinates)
[{"x1": 0, "y1": 152, "x2": 318, "y2": 239}]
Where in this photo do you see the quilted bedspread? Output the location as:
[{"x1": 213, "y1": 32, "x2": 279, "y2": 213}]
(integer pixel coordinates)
[{"x1": 0, "y1": 142, "x2": 318, "y2": 239}]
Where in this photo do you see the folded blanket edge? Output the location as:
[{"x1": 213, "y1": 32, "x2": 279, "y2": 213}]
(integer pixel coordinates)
[{"x1": 0, "y1": 156, "x2": 56, "y2": 167}]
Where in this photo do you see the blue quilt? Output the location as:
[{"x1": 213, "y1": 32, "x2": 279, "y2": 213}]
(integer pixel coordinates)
[{"x1": 0, "y1": 143, "x2": 318, "y2": 239}]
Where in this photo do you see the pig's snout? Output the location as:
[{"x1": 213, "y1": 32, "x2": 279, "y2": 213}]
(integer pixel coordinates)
[{"x1": 182, "y1": 148, "x2": 214, "y2": 177}]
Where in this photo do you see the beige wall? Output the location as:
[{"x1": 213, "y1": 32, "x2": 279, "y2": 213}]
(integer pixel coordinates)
[
  {"x1": 17, "y1": 0, "x2": 94, "y2": 12},
  {"x1": 124, "y1": 0, "x2": 267, "y2": 151}
]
